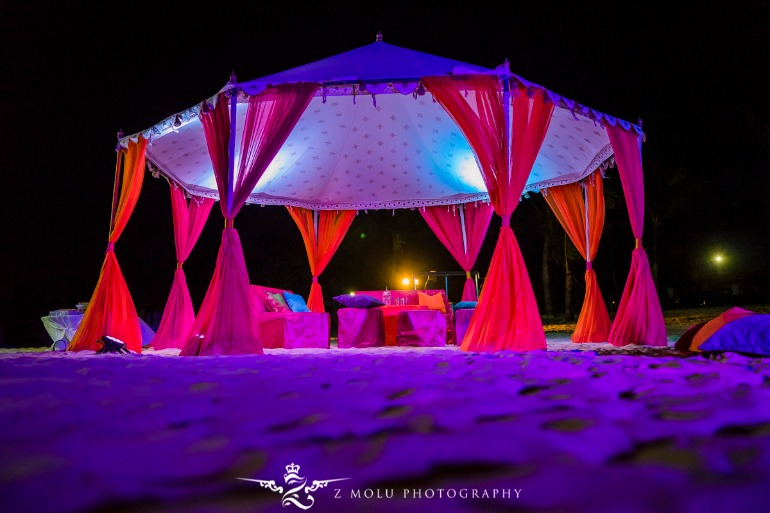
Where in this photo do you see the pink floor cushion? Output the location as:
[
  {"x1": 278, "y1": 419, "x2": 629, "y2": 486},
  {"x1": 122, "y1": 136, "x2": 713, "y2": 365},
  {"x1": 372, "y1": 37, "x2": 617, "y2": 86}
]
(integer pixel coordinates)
[
  {"x1": 396, "y1": 309, "x2": 447, "y2": 347},
  {"x1": 336, "y1": 308, "x2": 384, "y2": 348},
  {"x1": 674, "y1": 321, "x2": 706, "y2": 351}
]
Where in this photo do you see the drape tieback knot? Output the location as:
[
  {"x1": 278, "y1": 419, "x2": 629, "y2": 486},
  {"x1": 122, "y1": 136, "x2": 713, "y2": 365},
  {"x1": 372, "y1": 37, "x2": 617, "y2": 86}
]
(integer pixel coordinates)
[
  {"x1": 312, "y1": 276, "x2": 319, "y2": 283},
  {"x1": 501, "y1": 214, "x2": 511, "y2": 227},
  {"x1": 106, "y1": 242, "x2": 115, "y2": 253},
  {"x1": 465, "y1": 271, "x2": 471, "y2": 279},
  {"x1": 586, "y1": 261, "x2": 593, "y2": 270},
  {"x1": 176, "y1": 262, "x2": 183, "y2": 269},
  {"x1": 635, "y1": 238, "x2": 642, "y2": 249},
  {"x1": 225, "y1": 218, "x2": 234, "y2": 229}
]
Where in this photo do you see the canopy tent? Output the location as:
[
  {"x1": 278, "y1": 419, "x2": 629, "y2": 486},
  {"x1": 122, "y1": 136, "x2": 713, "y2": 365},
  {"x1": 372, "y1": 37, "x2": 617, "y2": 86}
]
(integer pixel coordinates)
[{"x1": 71, "y1": 33, "x2": 665, "y2": 354}]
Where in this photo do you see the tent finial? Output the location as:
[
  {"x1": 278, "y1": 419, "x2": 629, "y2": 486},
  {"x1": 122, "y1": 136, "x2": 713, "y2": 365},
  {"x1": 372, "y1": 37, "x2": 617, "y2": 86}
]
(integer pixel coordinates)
[
  {"x1": 230, "y1": 71, "x2": 237, "y2": 84},
  {"x1": 376, "y1": 31, "x2": 382, "y2": 42}
]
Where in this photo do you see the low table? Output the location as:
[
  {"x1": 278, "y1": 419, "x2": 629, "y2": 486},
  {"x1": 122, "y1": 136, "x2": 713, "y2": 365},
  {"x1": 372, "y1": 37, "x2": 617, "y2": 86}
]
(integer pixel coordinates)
[
  {"x1": 41, "y1": 312, "x2": 156, "y2": 351},
  {"x1": 396, "y1": 309, "x2": 447, "y2": 347},
  {"x1": 379, "y1": 305, "x2": 427, "y2": 346}
]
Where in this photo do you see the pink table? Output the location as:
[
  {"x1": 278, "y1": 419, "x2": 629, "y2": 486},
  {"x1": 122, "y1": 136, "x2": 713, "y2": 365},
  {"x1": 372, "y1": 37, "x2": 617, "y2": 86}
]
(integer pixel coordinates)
[
  {"x1": 395, "y1": 309, "x2": 447, "y2": 347},
  {"x1": 379, "y1": 305, "x2": 427, "y2": 346}
]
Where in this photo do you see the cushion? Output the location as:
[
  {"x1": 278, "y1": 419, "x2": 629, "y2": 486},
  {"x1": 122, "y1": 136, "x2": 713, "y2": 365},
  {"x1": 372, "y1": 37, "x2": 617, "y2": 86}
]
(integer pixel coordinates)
[
  {"x1": 333, "y1": 294, "x2": 384, "y2": 308},
  {"x1": 691, "y1": 306, "x2": 755, "y2": 351},
  {"x1": 674, "y1": 322, "x2": 706, "y2": 352},
  {"x1": 252, "y1": 285, "x2": 292, "y2": 312},
  {"x1": 283, "y1": 291, "x2": 311, "y2": 313},
  {"x1": 266, "y1": 291, "x2": 292, "y2": 313},
  {"x1": 453, "y1": 301, "x2": 478, "y2": 311},
  {"x1": 418, "y1": 291, "x2": 446, "y2": 314},
  {"x1": 698, "y1": 314, "x2": 770, "y2": 356}
]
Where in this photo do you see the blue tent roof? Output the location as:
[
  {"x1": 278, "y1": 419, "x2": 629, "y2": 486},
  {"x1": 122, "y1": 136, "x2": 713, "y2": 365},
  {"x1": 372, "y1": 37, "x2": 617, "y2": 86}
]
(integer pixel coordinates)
[{"x1": 238, "y1": 36, "x2": 492, "y2": 93}]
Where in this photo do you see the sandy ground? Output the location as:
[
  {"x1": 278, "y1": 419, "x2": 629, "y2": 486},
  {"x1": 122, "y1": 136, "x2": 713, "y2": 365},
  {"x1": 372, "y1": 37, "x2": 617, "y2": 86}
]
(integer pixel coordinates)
[{"x1": 2, "y1": 306, "x2": 770, "y2": 513}]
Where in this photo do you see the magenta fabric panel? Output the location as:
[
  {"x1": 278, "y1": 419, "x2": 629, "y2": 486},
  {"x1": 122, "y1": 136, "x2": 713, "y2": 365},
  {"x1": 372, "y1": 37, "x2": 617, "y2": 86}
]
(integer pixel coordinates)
[
  {"x1": 605, "y1": 124, "x2": 666, "y2": 347},
  {"x1": 171, "y1": 186, "x2": 215, "y2": 263},
  {"x1": 396, "y1": 310, "x2": 447, "y2": 347},
  {"x1": 605, "y1": 125, "x2": 645, "y2": 238},
  {"x1": 607, "y1": 249, "x2": 667, "y2": 347},
  {"x1": 150, "y1": 269, "x2": 194, "y2": 350},
  {"x1": 461, "y1": 279, "x2": 478, "y2": 302},
  {"x1": 180, "y1": 228, "x2": 263, "y2": 355},
  {"x1": 420, "y1": 205, "x2": 466, "y2": 266},
  {"x1": 150, "y1": 185, "x2": 214, "y2": 350},
  {"x1": 337, "y1": 308, "x2": 384, "y2": 348},
  {"x1": 454, "y1": 308, "x2": 475, "y2": 347}
]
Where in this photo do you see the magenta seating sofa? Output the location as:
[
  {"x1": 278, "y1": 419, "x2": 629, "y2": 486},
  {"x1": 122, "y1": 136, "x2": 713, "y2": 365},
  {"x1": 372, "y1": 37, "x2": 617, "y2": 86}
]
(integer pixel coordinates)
[{"x1": 250, "y1": 285, "x2": 330, "y2": 349}]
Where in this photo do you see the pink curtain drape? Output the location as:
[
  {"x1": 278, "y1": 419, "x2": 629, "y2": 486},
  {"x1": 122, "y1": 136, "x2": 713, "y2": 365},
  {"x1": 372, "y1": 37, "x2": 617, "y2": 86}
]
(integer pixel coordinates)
[
  {"x1": 286, "y1": 207, "x2": 357, "y2": 313},
  {"x1": 424, "y1": 75, "x2": 553, "y2": 352},
  {"x1": 543, "y1": 171, "x2": 611, "y2": 342},
  {"x1": 69, "y1": 136, "x2": 147, "y2": 352},
  {"x1": 181, "y1": 83, "x2": 318, "y2": 356},
  {"x1": 150, "y1": 183, "x2": 214, "y2": 350},
  {"x1": 420, "y1": 202, "x2": 493, "y2": 301},
  {"x1": 605, "y1": 125, "x2": 667, "y2": 346}
]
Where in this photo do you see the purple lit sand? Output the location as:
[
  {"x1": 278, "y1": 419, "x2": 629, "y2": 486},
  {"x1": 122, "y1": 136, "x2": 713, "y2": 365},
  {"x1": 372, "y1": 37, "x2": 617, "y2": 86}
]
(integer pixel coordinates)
[{"x1": 2, "y1": 338, "x2": 770, "y2": 513}]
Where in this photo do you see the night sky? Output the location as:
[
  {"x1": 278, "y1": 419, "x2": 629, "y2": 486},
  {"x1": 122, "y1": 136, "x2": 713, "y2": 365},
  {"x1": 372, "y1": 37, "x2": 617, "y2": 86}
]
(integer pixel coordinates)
[{"x1": 2, "y1": 2, "x2": 768, "y2": 345}]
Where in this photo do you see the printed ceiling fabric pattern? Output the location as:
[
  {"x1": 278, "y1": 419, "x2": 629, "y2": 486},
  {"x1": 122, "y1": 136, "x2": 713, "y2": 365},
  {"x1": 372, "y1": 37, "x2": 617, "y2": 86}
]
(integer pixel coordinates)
[{"x1": 146, "y1": 92, "x2": 614, "y2": 210}]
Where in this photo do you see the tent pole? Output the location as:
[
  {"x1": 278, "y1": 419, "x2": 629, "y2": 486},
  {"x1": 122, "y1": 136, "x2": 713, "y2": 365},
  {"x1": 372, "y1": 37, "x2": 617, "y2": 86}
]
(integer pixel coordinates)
[
  {"x1": 109, "y1": 131, "x2": 124, "y2": 236},
  {"x1": 226, "y1": 73, "x2": 238, "y2": 217}
]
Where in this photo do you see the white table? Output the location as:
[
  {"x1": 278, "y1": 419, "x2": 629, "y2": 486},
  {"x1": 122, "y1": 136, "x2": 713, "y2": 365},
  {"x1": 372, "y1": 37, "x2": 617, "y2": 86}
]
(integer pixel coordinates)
[{"x1": 41, "y1": 313, "x2": 156, "y2": 351}]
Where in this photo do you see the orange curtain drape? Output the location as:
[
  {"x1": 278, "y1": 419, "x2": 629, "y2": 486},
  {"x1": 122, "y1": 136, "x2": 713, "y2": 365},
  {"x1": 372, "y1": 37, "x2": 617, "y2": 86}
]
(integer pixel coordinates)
[
  {"x1": 286, "y1": 207, "x2": 356, "y2": 312},
  {"x1": 424, "y1": 75, "x2": 554, "y2": 352},
  {"x1": 543, "y1": 171, "x2": 611, "y2": 342},
  {"x1": 420, "y1": 202, "x2": 493, "y2": 301},
  {"x1": 180, "y1": 84, "x2": 318, "y2": 356},
  {"x1": 149, "y1": 183, "x2": 214, "y2": 350},
  {"x1": 68, "y1": 136, "x2": 148, "y2": 352},
  {"x1": 605, "y1": 124, "x2": 667, "y2": 346}
]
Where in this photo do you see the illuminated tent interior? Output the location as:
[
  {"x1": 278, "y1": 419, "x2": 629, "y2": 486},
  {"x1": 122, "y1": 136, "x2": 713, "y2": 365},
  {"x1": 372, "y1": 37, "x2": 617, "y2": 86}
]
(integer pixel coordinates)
[{"x1": 69, "y1": 33, "x2": 666, "y2": 355}]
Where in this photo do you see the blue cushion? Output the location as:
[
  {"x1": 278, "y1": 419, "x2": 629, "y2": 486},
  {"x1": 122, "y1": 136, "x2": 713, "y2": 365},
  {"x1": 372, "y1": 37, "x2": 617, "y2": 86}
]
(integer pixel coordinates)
[
  {"x1": 333, "y1": 294, "x2": 384, "y2": 308},
  {"x1": 698, "y1": 314, "x2": 770, "y2": 356},
  {"x1": 453, "y1": 301, "x2": 477, "y2": 311},
  {"x1": 283, "y1": 291, "x2": 311, "y2": 312}
]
